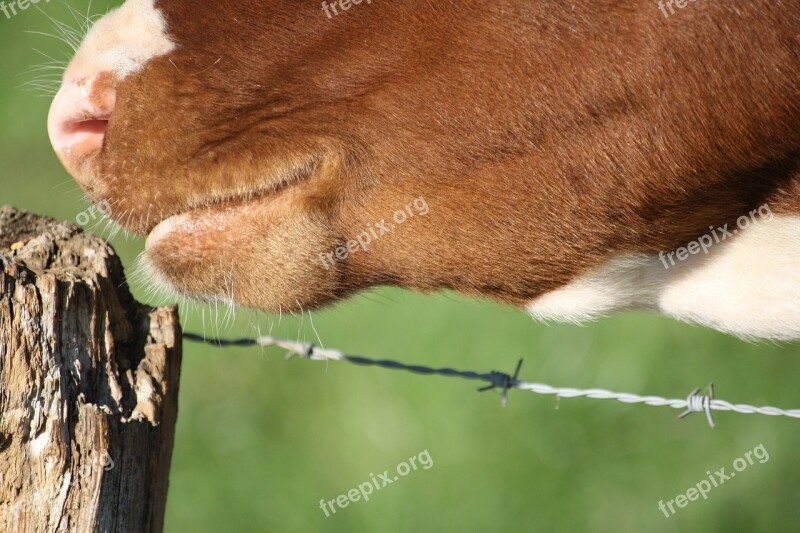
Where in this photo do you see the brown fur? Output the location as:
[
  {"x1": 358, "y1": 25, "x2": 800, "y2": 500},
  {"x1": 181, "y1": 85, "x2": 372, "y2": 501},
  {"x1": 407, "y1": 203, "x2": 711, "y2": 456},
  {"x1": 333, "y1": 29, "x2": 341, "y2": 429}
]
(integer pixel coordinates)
[{"x1": 73, "y1": 0, "x2": 800, "y2": 311}]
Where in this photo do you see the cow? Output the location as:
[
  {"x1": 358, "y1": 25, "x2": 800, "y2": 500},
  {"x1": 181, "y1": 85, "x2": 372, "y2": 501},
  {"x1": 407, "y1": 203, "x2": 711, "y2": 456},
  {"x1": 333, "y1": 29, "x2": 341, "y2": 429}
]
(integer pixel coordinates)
[{"x1": 47, "y1": 0, "x2": 800, "y2": 339}]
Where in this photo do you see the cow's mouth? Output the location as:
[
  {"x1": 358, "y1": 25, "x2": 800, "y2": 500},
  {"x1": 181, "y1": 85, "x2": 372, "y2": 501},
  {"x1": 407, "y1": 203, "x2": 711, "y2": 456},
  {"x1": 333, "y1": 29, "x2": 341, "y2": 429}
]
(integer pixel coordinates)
[{"x1": 143, "y1": 177, "x2": 303, "y2": 250}]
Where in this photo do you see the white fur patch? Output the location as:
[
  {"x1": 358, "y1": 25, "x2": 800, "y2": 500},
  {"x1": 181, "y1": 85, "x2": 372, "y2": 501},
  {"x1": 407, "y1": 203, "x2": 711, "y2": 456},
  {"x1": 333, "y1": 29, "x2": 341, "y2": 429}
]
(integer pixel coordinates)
[
  {"x1": 65, "y1": 0, "x2": 175, "y2": 82},
  {"x1": 525, "y1": 255, "x2": 665, "y2": 324},
  {"x1": 527, "y1": 215, "x2": 800, "y2": 340}
]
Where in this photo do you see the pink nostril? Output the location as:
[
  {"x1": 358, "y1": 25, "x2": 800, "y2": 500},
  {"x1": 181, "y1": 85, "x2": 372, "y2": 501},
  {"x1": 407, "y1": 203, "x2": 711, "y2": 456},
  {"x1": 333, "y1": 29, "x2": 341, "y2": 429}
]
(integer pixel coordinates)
[{"x1": 48, "y1": 71, "x2": 116, "y2": 179}]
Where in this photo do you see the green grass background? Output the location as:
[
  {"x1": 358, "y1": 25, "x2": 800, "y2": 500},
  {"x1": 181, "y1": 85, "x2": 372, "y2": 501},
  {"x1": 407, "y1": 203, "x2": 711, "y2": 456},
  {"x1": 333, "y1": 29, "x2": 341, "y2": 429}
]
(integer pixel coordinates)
[{"x1": 2, "y1": 2, "x2": 799, "y2": 531}]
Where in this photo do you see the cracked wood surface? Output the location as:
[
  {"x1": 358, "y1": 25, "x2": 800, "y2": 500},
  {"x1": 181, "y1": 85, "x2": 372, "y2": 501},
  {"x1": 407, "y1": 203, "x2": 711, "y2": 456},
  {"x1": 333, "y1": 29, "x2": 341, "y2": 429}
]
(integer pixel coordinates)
[{"x1": 0, "y1": 206, "x2": 181, "y2": 533}]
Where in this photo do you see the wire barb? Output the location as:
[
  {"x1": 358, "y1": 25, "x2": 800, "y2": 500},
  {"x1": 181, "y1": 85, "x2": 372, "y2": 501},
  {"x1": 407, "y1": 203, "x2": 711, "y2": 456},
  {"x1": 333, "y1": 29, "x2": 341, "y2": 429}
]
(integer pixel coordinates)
[
  {"x1": 477, "y1": 359, "x2": 524, "y2": 407},
  {"x1": 184, "y1": 333, "x2": 800, "y2": 426},
  {"x1": 678, "y1": 384, "x2": 715, "y2": 428}
]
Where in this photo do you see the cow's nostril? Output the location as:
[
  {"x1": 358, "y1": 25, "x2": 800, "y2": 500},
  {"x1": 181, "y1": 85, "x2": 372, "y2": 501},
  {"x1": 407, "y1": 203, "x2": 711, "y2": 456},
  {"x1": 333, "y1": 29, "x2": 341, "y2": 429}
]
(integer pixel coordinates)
[{"x1": 47, "y1": 71, "x2": 116, "y2": 184}]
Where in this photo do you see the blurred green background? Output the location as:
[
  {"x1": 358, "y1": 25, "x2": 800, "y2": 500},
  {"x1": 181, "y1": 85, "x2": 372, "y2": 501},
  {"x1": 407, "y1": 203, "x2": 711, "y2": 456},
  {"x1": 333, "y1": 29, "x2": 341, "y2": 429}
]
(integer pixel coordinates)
[{"x1": 2, "y1": 2, "x2": 799, "y2": 532}]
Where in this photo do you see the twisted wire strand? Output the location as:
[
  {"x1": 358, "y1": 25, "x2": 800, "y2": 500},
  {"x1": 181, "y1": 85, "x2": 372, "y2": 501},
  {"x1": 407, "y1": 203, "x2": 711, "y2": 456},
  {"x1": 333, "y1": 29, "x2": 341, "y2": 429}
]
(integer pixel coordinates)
[{"x1": 183, "y1": 332, "x2": 800, "y2": 426}]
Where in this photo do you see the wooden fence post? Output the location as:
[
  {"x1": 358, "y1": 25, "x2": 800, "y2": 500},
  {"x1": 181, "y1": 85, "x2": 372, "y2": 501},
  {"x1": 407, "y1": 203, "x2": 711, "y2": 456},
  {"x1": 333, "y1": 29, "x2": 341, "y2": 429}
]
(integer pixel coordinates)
[{"x1": 0, "y1": 206, "x2": 181, "y2": 533}]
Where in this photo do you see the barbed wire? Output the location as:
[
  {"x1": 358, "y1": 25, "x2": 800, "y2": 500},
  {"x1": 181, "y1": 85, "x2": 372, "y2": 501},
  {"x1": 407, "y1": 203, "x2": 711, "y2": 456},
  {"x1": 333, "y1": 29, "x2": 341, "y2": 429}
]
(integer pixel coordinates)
[{"x1": 183, "y1": 332, "x2": 800, "y2": 427}]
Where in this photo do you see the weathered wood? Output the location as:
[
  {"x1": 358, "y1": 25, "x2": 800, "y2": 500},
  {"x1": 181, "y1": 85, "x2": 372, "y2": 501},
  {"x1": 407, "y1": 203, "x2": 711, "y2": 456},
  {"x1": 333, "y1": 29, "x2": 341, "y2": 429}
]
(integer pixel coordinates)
[{"x1": 0, "y1": 206, "x2": 181, "y2": 533}]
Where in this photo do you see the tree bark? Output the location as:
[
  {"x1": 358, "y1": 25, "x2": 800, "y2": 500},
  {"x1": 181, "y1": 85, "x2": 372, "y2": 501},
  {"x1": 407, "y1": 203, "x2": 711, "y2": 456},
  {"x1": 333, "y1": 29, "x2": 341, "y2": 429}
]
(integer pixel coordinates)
[{"x1": 0, "y1": 206, "x2": 181, "y2": 533}]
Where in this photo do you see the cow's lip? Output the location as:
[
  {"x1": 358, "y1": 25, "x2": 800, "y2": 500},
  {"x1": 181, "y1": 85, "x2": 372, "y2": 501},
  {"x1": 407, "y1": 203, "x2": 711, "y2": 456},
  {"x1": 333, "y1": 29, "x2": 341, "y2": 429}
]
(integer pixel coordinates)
[
  {"x1": 145, "y1": 212, "x2": 192, "y2": 250},
  {"x1": 48, "y1": 75, "x2": 116, "y2": 184},
  {"x1": 109, "y1": 150, "x2": 321, "y2": 238},
  {"x1": 143, "y1": 179, "x2": 297, "y2": 248}
]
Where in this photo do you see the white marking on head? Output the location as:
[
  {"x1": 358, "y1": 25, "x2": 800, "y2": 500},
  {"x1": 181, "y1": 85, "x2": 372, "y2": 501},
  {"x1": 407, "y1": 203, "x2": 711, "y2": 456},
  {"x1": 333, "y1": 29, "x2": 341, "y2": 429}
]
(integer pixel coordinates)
[{"x1": 64, "y1": 0, "x2": 175, "y2": 83}]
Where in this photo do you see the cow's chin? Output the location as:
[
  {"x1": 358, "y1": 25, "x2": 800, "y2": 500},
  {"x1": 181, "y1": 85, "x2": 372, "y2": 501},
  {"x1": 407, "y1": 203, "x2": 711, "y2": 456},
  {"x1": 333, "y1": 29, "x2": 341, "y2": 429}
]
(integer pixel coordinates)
[{"x1": 140, "y1": 191, "x2": 343, "y2": 312}]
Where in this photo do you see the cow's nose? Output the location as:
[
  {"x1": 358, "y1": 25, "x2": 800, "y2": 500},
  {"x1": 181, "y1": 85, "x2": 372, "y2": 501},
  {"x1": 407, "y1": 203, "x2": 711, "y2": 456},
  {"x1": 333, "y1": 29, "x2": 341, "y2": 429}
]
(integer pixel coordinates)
[{"x1": 47, "y1": 71, "x2": 116, "y2": 185}]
